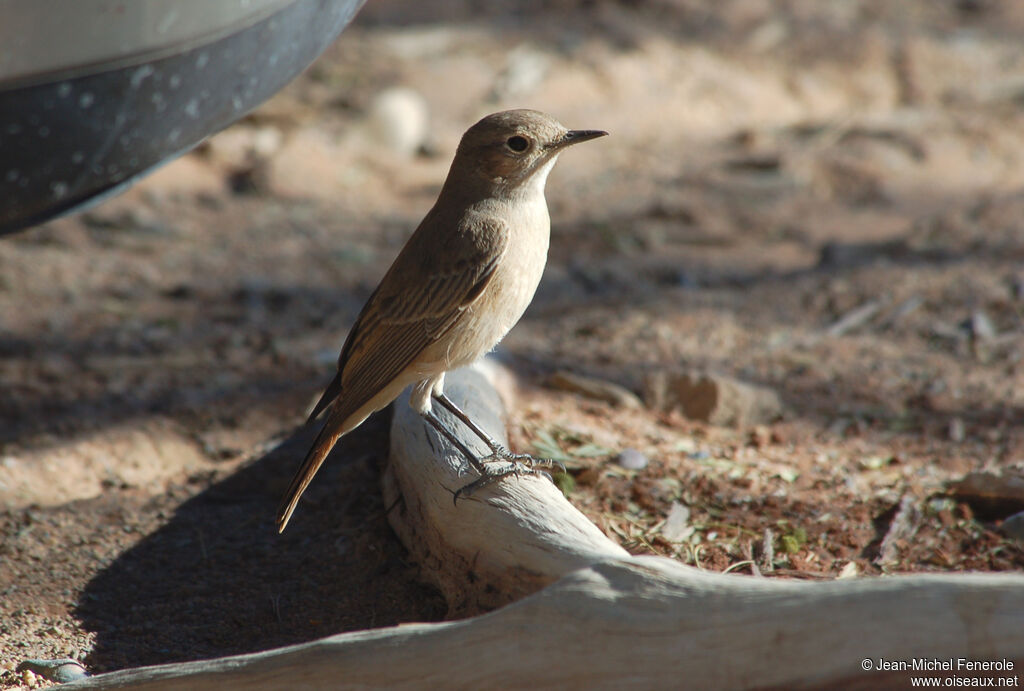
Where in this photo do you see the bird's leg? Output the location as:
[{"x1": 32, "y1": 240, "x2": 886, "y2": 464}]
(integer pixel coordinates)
[
  {"x1": 422, "y1": 410, "x2": 489, "y2": 476},
  {"x1": 427, "y1": 393, "x2": 563, "y2": 504},
  {"x1": 423, "y1": 409, "x2": 536, "y2": 504},
  {"x1": 433, "y1": 393, "x2": 565, "y2": 473},
  {"x1": 432, "y1": 393, "x2": 523, "y2": 460}
]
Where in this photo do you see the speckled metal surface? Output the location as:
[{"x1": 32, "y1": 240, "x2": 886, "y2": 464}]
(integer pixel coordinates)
[{"x1": 0, "y1": 0, "x2": 365, "y2": 234}]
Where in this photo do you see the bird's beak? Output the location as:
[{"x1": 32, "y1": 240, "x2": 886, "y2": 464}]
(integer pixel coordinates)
[{"x1": 554, "y1": 129, "x2": 608, "y2": 149}]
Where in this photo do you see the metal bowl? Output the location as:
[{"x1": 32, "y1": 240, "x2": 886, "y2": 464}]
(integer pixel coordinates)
[{"x1": 0, "y1": 0, "x2": 365, "y2": 234}]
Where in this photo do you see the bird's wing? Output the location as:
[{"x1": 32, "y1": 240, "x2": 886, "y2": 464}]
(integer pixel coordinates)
[
  {"x1": 314, "y1": 212, "x2": 509, "y2": 421},
  {"x1": 305, "y1": 212, "x2": 508, "y2": 423},
  {"x1": 277, "y1": 212, "x2": 508, "y2": 532},
  {"x1": 335, "y1": 211, "x2": 508, "y2": 413}
]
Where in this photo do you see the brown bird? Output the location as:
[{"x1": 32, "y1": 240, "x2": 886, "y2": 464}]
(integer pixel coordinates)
[{"x1": 276, "y1": 109, "x2": 607, "y2": 532}]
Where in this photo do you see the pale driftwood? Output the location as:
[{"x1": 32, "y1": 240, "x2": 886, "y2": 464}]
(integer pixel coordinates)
[
  {"x1": 381, "y1": 363, "x2": 629, "y2": 614},
  {"x1": 66, "y1": 557, "x2": 1024, "y2": 690},
  {"x1": 69, "y1": 363, "x2": 1024, "y2": 690}
]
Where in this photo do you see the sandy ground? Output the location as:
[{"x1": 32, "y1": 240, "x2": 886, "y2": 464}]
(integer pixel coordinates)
[{"x1": 3, "y1": 0, "x2": 1024, "y2": 686}]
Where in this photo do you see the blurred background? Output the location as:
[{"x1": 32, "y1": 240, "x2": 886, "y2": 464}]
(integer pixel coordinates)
[{"x1": 3, "y1": 0, "x2": 1024, "y2": 683}]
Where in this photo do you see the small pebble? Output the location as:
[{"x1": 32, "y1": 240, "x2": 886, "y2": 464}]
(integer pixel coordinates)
[
  {"x1": 615, "y1": 448, "x2": 648, "y2": 470},
  {"x1": 366, "y1": 87, "x2": 429, "y2": 156},
  {"x1": 251, "y1": 126, "x2": 283, "y2": 158},
  {"x1": 837, "y1": 561, "x2": 859, "y2": 579}
]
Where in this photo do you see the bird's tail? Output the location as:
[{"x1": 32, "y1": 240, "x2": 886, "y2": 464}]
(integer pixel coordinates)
[
  {"x1": 306, "y1": 372, "x2": 342, "y2": 424},
  {"x1": 276, "y1": 408, "x2": 346, "y2": 533}
]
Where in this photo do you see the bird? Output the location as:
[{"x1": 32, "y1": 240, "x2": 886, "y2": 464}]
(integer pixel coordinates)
[{"x1": 276, "y1": 109, "x2": 607, "y2": 532}]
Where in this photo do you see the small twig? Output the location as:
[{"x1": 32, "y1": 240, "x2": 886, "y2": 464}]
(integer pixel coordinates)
[
  {"x1": 766, "y1": 569, "x2": 835, "y2": 580},
  {"x1": 826, "y1": 300, "x2": 883, "y2": 337},
  {"x1": 741, "y1": 539, "x2": 763, "y2": 577},
  {"x1": 684, "y1": 542, "x2": 706, "y2": 570},
  {"x1": 723, "y1": 560, "x2": 756, "y2": 575},
  {"x1": 879, "y1": 295, "x2": 923, "y2": 329},
  {"x1": 761, "y1": 528, "x2": 775, "y2": 572}
]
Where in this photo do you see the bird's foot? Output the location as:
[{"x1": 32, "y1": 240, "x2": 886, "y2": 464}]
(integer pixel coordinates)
[
  {"x1": 452, "y1": 462, "x2": 533, "y2": 504},
  {"x1": 452, "y1": 449, "x2": 563, "y2": 505},
  {"x1": 482, "y1": 444, "x2": 566, "y2": 474}
]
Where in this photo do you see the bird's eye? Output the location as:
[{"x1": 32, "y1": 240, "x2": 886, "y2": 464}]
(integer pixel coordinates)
[{"x1": 506, "y1": 135, "x2": 529, "y2": 152}]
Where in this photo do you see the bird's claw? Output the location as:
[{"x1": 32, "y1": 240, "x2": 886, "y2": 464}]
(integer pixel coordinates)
[
  {"x1": 481, "y1": 445, "x2": 565, "y2": 473},
  {"x1": 531, "y1": 457, "x2": 567, "y2": 474},
  {"x1": 451, "y1": 454, "x2": 560, "y2": 506}
]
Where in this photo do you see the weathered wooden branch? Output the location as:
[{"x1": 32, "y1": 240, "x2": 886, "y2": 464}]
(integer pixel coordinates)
[
  {"x1": 69, "y1": 363, "x2": 1024, "y2": 690},
  {"x1": 380, "y1": 363, "x2": 629, "y2": 615}
]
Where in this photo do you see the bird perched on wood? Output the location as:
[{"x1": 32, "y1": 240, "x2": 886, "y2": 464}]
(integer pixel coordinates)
[{"x1": 277, "y1": 109, "x2": 607, "y2": 532}]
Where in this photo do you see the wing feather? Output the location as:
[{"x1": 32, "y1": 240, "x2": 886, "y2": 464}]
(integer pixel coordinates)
[{"x1": 305, "y1": 211, "x2": 506, "y2": 425}]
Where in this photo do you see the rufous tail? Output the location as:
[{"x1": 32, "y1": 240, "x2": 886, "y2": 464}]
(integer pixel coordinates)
[{"x1": 276, "y1": 411, "x2": 344, "y2": 533}]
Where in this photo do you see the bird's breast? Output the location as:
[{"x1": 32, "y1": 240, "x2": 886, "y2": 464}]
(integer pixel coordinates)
[
  {"x1": 487, "y1": 197, "x2": 550, "y2": 329},
  {"x1": 431, "y1": 196, "x2": 550, "y2": 369}
]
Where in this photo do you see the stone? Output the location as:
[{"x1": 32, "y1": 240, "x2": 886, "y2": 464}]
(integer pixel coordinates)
[
  {"x1": 546, "y1": 371, "x2": 643, "y2": 409},
  {"x1": 365, "y1": 87, "x2": 430, "y2": 156},
  {"x1": 950, "y1": 470, "x2": 1024, "y2": 516},
  {"x1": 615, "y1": 448, "x2": 648, "y2": 471},
  {"x1": 643, "y1": 370, "x2": 783, "y2": 427},
  {"x1": 1001, "y1": 511, "x2": 1024, "y2": 541}
]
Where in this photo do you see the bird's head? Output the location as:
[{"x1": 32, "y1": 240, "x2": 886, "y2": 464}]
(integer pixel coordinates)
[{"x1": 451, "y1": 109, "x2": 607, "y2": 198}]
